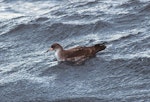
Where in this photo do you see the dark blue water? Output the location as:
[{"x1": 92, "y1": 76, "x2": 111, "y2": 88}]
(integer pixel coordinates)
[{"x1": 0, "y1": 0, "x2": 150, "y2": 102}]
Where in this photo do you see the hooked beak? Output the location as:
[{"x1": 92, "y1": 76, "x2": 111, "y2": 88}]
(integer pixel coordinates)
[{"x1": 45, "y1": 48, "x2": 53, "y2": 53}]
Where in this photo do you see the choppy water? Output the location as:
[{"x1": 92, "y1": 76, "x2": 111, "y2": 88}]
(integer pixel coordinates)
[{"x1": 0, "y1": 0, "x2": 150, "y2": 102}]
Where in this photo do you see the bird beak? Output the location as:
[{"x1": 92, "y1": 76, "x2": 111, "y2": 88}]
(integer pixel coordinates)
[
  {"x1": 45, "y1": 48, "x2": 53, "y2": 53},
  {"x1": 49, "y1": 48, "x2": 53, "y2": 51}
]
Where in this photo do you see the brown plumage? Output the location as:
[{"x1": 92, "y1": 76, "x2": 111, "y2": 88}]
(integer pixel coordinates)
[{"x1": 47, "y1": 43, "x2": 106, "y2": 63}]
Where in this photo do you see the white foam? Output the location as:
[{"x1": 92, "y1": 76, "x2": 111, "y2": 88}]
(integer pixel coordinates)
[
  {"x1": 0, "y1": 12, "x2": 23, "y2": 20},
  {"x1": 0, "y1": 70, "x2": 57, "y2": 86},
  {"x1": 0, "y1": 1, "x2": 57, "y2": 20},
  {"x1": 112, "y1": 50, "x2": 150, "y2": 60},
  {"x1": 104, "y1": 28, "x2": 145, "y2": 42}
]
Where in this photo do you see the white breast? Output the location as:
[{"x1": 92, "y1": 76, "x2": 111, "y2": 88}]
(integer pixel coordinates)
[{"x1": 54, "y1": 50, "x2": 62, "y2": 61}]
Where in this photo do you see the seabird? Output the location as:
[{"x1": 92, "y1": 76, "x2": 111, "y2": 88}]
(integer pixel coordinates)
[{"x1": 46, "y1": 43, "x2": 106, "y2": 64}]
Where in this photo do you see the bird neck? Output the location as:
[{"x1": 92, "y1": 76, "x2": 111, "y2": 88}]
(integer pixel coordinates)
[
  {"x1": 54, "y1": 48, "x2": 64, "y2": 61},
  {"x1": 55, "y1": 48, "x2": 63, "y2": 53}
]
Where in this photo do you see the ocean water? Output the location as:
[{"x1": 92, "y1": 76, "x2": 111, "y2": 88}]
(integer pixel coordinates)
[{"x1": 0, "y1": 0, "x2": 150, "y2": 102}]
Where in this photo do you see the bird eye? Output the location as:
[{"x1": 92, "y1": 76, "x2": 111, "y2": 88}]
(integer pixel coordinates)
[{"x1": 51, "y1": 45, "x2": 54, "y2": 48}]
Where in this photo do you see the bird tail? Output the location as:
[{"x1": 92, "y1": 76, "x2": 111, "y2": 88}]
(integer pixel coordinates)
[{"x1": 94, "y1": 43, "x2": 106, "y2": 53}]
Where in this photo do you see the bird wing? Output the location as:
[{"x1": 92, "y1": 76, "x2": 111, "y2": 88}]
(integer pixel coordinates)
[{"x1": 64, "y1": 46, "x2": 94, "y2": 59}]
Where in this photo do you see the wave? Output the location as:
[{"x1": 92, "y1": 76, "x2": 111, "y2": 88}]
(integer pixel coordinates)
[
  {"x1": 1, "y1": 19, "x2": 111, "y2": 38},
  {"x1": 72, "y1": 0, "x2": 99, "y2": 8},
  {"x1": 50, "y1": 97, "x2": 118, "y2": 102},
  {"x1": 114, "y1": 13, "x2": 140, "y2": 24},
  {"x1": 3, "y1": 0, "x2": 48, "y2": 3},
  {"x1": 4, "y1": 23, "x2": 39, "y2": 35},
  {"x1": 117, "y1": 0, "x2": 150, "y2": 15},
  {"x1": 140, "y1": 4, "x2": 150, "y2": 13},
  {"x1": 46, "y1": 20, "x2": 111, "y2": 33},
  {"x1": 34, "y1": 17, "x2": 50, "y2": 22},
  {"x1": 119, "y1": 0, "x2": 142, "y2": 8}
]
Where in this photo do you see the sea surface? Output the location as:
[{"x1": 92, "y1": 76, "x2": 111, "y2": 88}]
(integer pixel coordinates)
[{"x1": 0, "y1": 0, "x2": 150, "y2": 102}]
